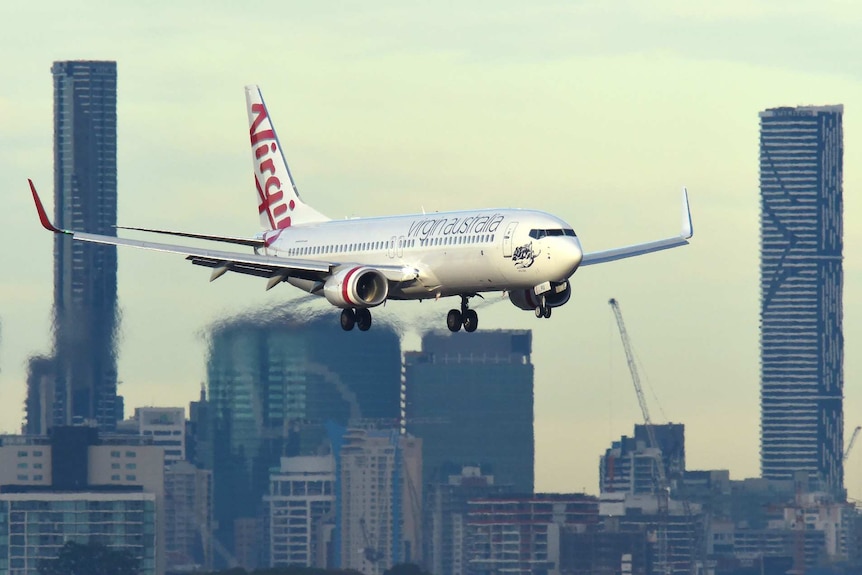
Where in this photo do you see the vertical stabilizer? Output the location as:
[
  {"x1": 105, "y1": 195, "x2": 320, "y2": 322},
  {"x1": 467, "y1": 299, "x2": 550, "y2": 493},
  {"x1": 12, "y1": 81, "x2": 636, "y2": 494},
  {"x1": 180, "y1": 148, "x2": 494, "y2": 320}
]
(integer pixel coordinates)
[{"x1": 245, "y1": 85, "x2": 329, "y2": 229}]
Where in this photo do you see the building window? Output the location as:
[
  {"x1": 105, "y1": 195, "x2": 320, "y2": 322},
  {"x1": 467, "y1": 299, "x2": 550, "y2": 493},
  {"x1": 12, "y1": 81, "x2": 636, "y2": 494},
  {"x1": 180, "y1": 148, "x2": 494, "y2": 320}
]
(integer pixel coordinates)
[
  {"x1": 126, "y1": 475, "x2": 136, "y2": 481},
  {"x1": 112, "y1": 474, "x2": 120, "y2": 481},
  {"x1": 125, "y1": 451, "x2": 136, "y2": 458},
  {"x1": 126, "y1": 463, "x2": 137, "y2": 470},
  {"x1": 33, "y1": 475, "x2": 42, "y2": 481},
  {"x1": 16, "y1": 475, "x2": 27, "y2": 481},
  {"x1": 111, "y1": 463, "x2": 120, "y2": 469},
  {"x1": 111, "y1": 450, "x2": 121, "y2": 458},
  {"x1": 16, "y1": 463, "x2": 27, "y2": 469},
  {"x1": 17, "y1": 451, "x2": 27, "y2": 457}
]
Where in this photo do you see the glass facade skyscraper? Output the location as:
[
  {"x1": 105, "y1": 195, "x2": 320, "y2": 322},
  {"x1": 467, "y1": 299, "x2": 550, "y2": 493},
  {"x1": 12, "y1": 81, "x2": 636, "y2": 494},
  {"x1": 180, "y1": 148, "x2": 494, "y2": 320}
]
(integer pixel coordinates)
[
  {"x1": 49, "y1": 60, "x2": 119, "y2": 430},
  {"x1": 404, "y1": 330, "x2": 534, "y2": 493},
  {"x1": 759, "y1": 105, "x2": 844, "y2": 495}
]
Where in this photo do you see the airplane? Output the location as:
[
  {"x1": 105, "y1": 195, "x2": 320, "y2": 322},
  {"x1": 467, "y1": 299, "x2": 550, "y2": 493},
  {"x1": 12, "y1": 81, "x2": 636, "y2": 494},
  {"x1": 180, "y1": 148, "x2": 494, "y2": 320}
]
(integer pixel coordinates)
[{"x1": 29, "y1": 85, "x2": 693, "y2": 333}]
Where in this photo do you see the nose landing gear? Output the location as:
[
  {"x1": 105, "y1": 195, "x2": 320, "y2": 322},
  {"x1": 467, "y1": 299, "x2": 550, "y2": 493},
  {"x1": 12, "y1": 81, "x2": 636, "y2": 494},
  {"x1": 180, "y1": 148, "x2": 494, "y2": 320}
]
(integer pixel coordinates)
[
  {"x1": 447, "y1": 295, "x2": 479, "y2": 333},
  {"x1": 534, "y1": 294, "x2": 552, "y2": 319}
]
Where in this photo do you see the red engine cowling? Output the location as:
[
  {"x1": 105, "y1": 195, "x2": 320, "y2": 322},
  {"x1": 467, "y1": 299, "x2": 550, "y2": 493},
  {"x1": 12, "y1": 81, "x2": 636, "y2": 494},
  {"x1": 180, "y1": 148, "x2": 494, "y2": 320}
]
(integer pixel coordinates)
[
  {"x1": 324, "y1": 266, "x2": 389, "y2": 308},
  {"x1": 509, "y1": 280, "x2": 571, "y2": 311}
]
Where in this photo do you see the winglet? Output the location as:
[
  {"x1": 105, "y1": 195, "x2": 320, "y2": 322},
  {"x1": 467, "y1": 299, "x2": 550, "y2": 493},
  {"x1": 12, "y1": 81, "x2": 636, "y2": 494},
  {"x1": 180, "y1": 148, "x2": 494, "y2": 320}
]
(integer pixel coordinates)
[
  {"x1": 29, "y1": 179, "x2": 64, "y2": 234},
  {"x1": 681, "y1": 187, "x2": 693, "y2": 239}
]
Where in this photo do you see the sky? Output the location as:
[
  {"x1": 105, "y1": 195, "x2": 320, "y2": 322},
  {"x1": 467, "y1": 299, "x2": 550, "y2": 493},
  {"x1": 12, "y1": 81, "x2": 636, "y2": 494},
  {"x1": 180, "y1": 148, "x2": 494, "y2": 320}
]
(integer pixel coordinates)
[{"x1": 2, "y1": 0, "x2": 862, "y2": 496}]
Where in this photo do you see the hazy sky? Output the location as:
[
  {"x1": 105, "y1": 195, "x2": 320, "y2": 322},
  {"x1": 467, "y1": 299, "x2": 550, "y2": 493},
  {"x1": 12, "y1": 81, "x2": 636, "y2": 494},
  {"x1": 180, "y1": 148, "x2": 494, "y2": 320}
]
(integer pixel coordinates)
[{"x1": 2, "y1": 0, "x2": 862, "y2": 496}]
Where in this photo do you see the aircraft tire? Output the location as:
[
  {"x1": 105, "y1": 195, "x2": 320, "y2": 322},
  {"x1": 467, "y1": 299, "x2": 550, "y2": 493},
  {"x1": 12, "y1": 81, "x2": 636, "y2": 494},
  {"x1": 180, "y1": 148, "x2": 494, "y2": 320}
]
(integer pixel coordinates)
[
  {"x1": 447, "y1": 309, "x2": 462, "y2": 332},
  {"x1": 463, "y1": 309, "x2": 478, "y2": 332},
  {"x1": 543, "y1": 306, "x2": 552, "y2": 319},
  {"x1": 535, "y1": 306, "x2": 543, "y2": 318},
  {"x1": 356, "y1": 308, "x2": 372, "y2": 331},
  {"x1": 341, "y1": 308, "x2": 356, "y2": 331}
]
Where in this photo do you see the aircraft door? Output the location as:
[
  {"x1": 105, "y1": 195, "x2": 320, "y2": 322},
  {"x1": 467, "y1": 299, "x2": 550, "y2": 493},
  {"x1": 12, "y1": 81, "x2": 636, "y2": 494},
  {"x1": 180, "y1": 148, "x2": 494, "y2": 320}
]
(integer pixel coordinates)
[
  {"x1": 389, "y1": 236, "x2": 396, "y2": 258},
  {"x1": 502, "y1": 222, "x2": 518, "y2": 257},
  {"x1": 397, "y1": 236, "x2": 404, "y2": 257}
]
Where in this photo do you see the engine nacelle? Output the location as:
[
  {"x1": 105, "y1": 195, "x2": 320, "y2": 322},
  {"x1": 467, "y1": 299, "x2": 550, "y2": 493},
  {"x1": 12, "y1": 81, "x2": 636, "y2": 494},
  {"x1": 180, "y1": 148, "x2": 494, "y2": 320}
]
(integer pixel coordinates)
[
  {"x1": 324, "y1": 266, "x2": 389, "y2": 308},
  {"x1": 509, "y1": 280, "x2": 571, "y2": 311}
]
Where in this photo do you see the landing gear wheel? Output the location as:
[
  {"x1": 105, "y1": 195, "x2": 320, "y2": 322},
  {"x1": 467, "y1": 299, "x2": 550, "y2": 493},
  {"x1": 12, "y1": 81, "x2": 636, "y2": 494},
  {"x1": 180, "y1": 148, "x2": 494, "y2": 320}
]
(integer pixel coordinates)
[
  {"x1": 535, "y1": 306, "x2": 543, "y2": 318},
  {"x1": 463, "y1": 309, "x2": 479, "y2": 332},
  {"x1": 543, "y1": 306, "x2": 552, "y2": 319},
  {"x1": 341, "y1": 308, "x2": 356, "y2": 331},
  {"x1": 356, "y1": 308, "x2": 373, "y2": 331},
  {"x1": 447, "y1": 309, "x2": 463, "y2": 332}
]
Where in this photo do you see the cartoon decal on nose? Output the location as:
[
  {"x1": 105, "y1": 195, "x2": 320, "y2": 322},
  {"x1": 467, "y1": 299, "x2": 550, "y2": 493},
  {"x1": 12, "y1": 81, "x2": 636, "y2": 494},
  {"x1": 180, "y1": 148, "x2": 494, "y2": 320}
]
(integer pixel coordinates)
[{"x1": 512, "y1": 242, "x2": 541, "y2": 269}]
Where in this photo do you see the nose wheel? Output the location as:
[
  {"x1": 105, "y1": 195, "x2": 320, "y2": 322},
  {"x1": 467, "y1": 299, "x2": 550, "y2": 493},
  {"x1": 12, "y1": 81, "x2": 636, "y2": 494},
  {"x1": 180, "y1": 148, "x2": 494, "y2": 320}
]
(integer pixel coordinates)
[
  {"x1": 341, "y1": 308, "x2": 373, "y2": 331},
  {"x1": 534, "y1": 295, "x2": 552, "y2": 319},
  {"x1": 447, "y1": 295, "x2": 479, "y2": 333}
]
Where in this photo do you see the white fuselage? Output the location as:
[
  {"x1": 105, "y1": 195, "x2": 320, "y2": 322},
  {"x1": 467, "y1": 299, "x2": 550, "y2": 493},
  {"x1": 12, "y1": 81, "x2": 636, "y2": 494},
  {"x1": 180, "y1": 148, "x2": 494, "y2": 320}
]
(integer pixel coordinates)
[{"x1": 259, "y1": 208, "x2": 584, "y2": 300}]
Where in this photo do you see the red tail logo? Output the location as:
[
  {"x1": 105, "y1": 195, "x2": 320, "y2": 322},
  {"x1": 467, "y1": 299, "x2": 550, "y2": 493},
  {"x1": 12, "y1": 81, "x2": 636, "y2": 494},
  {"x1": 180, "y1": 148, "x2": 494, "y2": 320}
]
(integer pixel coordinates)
[{"x1": 250, "y1": 103, "x2": 294, "y2": 229}]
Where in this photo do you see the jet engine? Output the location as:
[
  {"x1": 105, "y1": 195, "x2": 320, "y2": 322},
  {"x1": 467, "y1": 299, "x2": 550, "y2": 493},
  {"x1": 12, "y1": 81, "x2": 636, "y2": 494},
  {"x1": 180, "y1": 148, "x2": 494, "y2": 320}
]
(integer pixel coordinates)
[
  {"x1": 323, "y1": 266, "x2": 389, "y2": 308},
  {"x1": 509, "y1": 280, "x2": 571, "y2": 311}
]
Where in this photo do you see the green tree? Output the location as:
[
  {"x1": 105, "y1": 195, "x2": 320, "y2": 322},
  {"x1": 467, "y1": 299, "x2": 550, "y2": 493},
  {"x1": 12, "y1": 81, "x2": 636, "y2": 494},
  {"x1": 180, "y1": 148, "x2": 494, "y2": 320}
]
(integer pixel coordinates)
[
  {"x1": 383, "y1": 564, "x2": 433, "y2": 575},
  {"x1": 38, "y1": 540, "x2": 140, "y2": 575}
]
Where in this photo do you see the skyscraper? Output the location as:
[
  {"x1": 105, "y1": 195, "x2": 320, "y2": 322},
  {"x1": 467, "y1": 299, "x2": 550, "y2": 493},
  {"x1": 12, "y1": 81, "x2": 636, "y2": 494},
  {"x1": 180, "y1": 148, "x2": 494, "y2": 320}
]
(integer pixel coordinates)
[
  {"x1": 338, "y1": 428, "x2": 422, "y2": 575},
  {"x1": 50, "y1": 60, "x2": 119, "y2": 430},
  {"x1": 759, "y1": 105, "x2": 844, "y2": 495},
  {"x1": 404, "y1": 330, "x2": 534, "y2": 493}
]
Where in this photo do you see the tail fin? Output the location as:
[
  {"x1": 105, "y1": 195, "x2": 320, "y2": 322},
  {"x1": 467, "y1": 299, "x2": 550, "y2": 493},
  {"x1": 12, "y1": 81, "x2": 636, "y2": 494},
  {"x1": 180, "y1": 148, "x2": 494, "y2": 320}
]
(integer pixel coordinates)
[{"x1": 245, "y1": 85, "x2": 329, "y2": 229}]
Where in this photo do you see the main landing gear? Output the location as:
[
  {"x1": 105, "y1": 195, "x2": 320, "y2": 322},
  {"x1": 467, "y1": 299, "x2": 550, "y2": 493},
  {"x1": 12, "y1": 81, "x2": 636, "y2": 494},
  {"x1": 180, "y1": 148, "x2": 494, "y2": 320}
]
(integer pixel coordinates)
[
  {"x1": 447, "y1": 295, "x2": 479, "y2": 333},
  {"x1": 534, "y1": 294, "x2": 552, "y2": 319},
  {"x1": 341, "y1": 308, "x2": 372, "y2": 331}
]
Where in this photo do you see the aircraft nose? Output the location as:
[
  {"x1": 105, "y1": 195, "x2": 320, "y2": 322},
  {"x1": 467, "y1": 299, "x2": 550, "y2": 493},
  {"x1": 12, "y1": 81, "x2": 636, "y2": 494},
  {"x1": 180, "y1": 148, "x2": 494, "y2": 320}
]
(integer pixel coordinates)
[
  {"x1": 561, "y1": 237, "x2": 583, "y2": 278},
  {"x1": 570, "y1": 237, "x2": 583, "y2": 269}
]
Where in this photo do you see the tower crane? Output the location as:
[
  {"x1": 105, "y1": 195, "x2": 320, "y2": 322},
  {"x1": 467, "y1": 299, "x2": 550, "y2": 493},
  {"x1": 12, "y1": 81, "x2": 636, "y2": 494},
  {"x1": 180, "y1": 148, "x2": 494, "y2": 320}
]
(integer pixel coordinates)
[
  {"x1": 845, "y1": 425, "x2": 861, "y2": 461},
  {"x1": 609, "y1": 298, "x2": 671, "y2": 575}
]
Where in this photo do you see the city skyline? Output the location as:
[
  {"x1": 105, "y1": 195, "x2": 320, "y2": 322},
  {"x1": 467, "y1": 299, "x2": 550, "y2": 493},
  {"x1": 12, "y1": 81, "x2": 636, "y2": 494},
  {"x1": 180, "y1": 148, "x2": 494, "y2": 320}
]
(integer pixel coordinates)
[{"x1": 1, "y1": 1, "x2": 862, "y2": 500}]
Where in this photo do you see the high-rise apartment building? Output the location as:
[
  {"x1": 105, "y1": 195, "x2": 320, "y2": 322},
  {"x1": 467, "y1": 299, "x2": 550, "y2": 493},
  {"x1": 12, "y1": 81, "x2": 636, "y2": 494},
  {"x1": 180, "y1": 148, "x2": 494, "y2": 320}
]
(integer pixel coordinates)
[
  {"x1": 404, "y1": 330, "x2": 534, "y2": 493},
  {"x1": 265, "y1": 456, "x2": 335, "y2": 568},
  {"x1": 759, "y1": 105, "x2": 844, "y2": 495},
  {"x1": 132, "y1": 407, "x2": 187, "y2": 465},
  {"x1": 599, "y1": 424, "x2": 685, "y2": 494},
  {"x1": 48, "y1": 60, "x2": 119, "y2": 431},
  {"x1": 204, "y1": 315, "x2": 401, "y2": 559},
  {"x1": 425, "y1": 466, "x2": 512, "y2": 575},
  {"x1": 164, "y1": 461, "x2": 214, "y2": 571},
  {"x1": 338, "y1": 428, "x2": 422, "y2": 575},
  {"x1": 466, "y1": 494, "x2": 599, "y2": 574}
]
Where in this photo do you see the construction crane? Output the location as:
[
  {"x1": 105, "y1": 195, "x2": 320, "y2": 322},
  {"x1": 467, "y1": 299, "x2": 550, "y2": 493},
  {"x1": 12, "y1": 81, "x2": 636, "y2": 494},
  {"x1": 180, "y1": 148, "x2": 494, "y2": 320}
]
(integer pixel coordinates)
[
  {"x1": 609, "y1": 298, "x2": 671, "y2": 575},
  {"x1": 608, "y1": 299, "x2": 668, "y2": 489},
  {"x1": 845, "y1": 425, "x2": 861, "y2": 461}
]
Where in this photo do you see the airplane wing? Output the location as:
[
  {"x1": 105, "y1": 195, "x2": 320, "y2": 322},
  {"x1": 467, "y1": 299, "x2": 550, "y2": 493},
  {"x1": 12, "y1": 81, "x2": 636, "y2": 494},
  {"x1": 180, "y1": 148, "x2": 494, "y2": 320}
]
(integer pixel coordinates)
[
  {"x1": 29, "y1": 180, "x2": 418, "y2": 288},
  {"x1": 580, "y1": 188, "x2": 693, "y2": 266},
  {"x1": 30, "y1": 180, "x2": 332, "y2": 286}
]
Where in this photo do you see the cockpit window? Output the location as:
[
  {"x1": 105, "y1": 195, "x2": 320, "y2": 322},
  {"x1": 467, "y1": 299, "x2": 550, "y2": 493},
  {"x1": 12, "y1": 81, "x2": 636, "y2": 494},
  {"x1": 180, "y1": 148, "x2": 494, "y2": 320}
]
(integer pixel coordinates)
[{"x1": 529, "y1": 228, "x2": 577, "y2": 239}]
